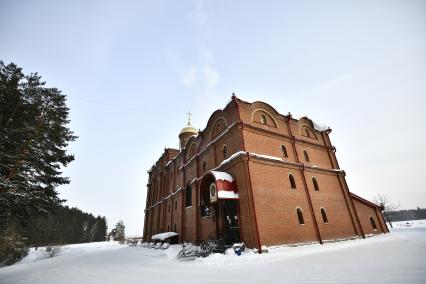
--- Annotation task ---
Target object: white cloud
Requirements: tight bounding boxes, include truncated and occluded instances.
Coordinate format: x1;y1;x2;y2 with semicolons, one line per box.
180;47;221;92
181;65;198;88
180;64;221;91
200;64;220;89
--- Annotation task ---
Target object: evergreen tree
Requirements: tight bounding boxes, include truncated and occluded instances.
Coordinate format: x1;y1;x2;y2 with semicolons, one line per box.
0;61;76;264
109;220;125;242
90;216;108;242
0;61;76;227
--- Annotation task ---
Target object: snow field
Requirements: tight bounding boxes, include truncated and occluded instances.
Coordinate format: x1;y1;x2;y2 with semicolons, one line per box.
0;220;425;283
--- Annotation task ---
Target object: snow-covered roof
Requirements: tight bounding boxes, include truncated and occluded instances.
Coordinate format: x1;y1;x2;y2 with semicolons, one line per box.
151;232;178;241
292;113;330;132
207;151;247;172
249;153;283;162
210;171;234;183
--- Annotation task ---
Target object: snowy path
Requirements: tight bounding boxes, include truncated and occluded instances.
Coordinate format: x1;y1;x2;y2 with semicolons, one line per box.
1;227;425;283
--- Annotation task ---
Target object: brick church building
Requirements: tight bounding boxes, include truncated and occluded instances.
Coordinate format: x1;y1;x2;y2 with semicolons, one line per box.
142;96;388;248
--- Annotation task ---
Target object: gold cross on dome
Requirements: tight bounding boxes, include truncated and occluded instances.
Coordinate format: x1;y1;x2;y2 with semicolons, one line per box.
186;111;192;125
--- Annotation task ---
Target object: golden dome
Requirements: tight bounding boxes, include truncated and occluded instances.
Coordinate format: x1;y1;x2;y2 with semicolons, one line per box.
179;124;198;136
179;112;198;136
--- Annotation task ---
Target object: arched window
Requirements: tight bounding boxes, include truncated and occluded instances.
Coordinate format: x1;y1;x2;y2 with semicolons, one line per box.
261;114;267;125
321;208;328;223
303;150;310;162
370;217;377;230
223;144;228;159
281;144;288;158
210;117;227;139
174;223;177;232
188;142;197;159
216;123;222;133
289;173;296;189
312;177;319;191
167;224;170;231
305;128;311;138
185;185;192;207
296;208;305;225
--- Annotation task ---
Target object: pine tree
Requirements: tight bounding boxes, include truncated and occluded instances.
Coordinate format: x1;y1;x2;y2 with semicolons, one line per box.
0;61;76;227
91;216;108;242
110;221;125;242
0;61;76;264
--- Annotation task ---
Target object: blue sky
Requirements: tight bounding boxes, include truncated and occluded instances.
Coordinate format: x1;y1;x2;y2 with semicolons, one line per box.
1;0;425;235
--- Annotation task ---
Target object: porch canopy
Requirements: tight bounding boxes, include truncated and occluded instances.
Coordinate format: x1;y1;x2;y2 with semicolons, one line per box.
210;171;239;199
151;232;178;241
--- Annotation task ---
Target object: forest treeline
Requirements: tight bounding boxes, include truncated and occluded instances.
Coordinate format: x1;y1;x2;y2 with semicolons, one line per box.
389;207;426;222
26;205;107;248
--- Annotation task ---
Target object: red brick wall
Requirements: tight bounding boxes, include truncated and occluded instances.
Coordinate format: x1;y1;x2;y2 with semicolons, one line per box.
248;159;318;246
306;170;358;240
143;97;385;247
352;198;386;235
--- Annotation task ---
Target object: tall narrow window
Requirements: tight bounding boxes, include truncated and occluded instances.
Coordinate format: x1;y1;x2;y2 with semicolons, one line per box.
185;185;192;207
167;224;170;231
370;217;377;230
321;208;328;223
202;161;206;171
216;123;221;133
168;204;171;212
312;177;319;191
305;128;311;138
174;223;177;232
223;144;228;159
289;173;296;189
296;208;305;225
261;114;267;125
303;150;310;162
281;144;288;158
175;200;178;210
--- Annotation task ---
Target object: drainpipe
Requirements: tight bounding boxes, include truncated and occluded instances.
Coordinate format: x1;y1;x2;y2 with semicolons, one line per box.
341;172;365;238
375;207;386;233
322;131;363;238
157;175;162;234
233;94;261;250
286;115;322;244
378;206;390;233
171;162;175;237
245;153;263;250
181;156;186;242
195;154;200;243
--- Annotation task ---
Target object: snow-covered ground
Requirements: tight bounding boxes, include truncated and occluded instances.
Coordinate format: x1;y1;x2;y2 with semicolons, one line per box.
1;220;425;284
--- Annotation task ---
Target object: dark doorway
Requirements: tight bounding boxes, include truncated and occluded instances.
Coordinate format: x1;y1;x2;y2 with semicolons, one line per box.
220;200;240;245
